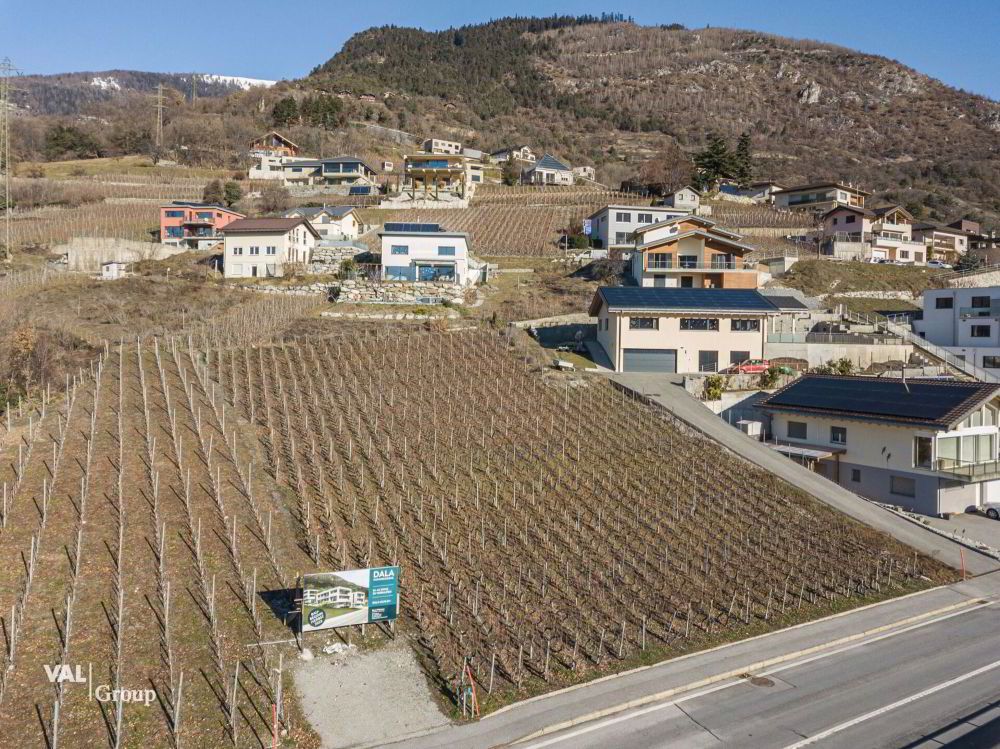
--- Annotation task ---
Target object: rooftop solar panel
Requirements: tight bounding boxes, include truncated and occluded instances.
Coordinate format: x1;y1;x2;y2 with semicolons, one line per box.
599;287;777;312
383;222;442;233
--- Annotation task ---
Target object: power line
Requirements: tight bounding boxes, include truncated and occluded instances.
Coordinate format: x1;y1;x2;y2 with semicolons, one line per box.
0;57;21;264
153;83;165;151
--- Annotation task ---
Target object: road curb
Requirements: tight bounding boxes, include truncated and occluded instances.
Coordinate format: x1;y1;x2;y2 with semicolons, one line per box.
510;598;984;745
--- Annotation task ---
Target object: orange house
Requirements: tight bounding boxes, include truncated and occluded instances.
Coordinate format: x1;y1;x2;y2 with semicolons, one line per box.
159;202;245;248
628;216;760;289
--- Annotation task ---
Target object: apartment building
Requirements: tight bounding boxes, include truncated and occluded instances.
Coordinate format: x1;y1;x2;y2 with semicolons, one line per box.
629;216;759;289
760;374;1000;516
586;205;690;253
912;223;971;264
422;138;463;155
773;182;871;213
284;206;362;240
221;217;319;278
523;154;574;186
159;201;245;249
378;222;484;286
820;204;926;264
589;287;779;373
302;586;367;608
912;286;1000;369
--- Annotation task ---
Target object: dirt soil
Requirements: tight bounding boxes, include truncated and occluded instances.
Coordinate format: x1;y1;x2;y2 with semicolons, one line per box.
293;640;449;748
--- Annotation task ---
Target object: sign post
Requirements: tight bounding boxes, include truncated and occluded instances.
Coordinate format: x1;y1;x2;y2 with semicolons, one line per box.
301;566;400;633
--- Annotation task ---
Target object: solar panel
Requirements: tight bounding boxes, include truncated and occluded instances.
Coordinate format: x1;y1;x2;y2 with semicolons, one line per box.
600;287;776;311
383;222;442;233
348;186;373;195
765;377;991;424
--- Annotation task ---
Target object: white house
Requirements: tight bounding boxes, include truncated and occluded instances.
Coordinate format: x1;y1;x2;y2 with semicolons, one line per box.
378;222;484;287
773;182;871;213
221;217;319;278
423;138;462;155
586;204;690;254
660;186;701;211
760;374;1000;516
589;286;779;373
249;155;314;181
100;261;131;280
284;206;362;241
912;222;971;264
572;165;596;181
490;145;535;163
912;287;1000;369
523;154;573;186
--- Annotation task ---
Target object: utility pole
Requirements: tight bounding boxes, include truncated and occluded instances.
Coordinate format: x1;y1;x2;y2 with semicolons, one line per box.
0;57;19;264
191;73;197;103
153;83;165;155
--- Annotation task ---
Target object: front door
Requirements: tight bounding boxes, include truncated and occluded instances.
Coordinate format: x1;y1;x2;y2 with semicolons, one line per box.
680;276;694;288
653;274;667;288
251;266;258;277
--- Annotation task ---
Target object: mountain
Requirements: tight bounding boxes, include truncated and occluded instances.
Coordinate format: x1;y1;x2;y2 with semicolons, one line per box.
12;70;277;115
305;17;1000;220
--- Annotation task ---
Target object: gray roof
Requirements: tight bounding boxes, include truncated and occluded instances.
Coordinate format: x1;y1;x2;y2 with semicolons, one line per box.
284;156;377;172
762;295;809;310
594;287;778;313
285;206;356;219
532;153;572;172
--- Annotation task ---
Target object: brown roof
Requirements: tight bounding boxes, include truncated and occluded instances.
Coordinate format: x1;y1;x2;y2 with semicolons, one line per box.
773;182;872;196
821;205;874;219
220;217;320;237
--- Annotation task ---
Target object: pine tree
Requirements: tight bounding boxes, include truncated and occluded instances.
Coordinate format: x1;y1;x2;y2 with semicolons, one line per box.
223;181;243;207
501;158;520;186
271;97;299;128
692;132;733;191
733;131;754;189
202;179;224;205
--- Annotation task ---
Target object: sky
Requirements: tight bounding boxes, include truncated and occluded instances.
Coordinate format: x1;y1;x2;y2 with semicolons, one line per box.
5;0;1000;100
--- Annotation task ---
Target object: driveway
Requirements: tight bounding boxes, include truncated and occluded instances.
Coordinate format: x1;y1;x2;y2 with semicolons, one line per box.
922;512;1000;555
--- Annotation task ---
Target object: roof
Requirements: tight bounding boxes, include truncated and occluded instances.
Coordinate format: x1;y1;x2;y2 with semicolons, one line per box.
639;228;756;254
763;295;809;310
773;182;872;197
759;374;1000;429
285;206;357;220
913;222;972;237
590;287;778;316
531;153;572;172
252;131;299;150
163;201;241;213
633;215;742;240
873;204;913;221
669;185;702;196
490;145;530;155
220;217;320;238
285;156;378;172
585;204;687;221
821;204;875;219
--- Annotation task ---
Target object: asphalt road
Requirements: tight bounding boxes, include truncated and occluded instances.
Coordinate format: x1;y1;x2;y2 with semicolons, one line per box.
518;602;1000;749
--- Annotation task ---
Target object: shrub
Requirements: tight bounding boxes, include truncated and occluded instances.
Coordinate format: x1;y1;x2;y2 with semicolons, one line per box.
703;374;725;401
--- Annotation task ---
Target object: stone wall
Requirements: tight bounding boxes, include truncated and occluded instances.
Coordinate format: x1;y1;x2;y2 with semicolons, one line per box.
948;270;1000;288
334;279;470;304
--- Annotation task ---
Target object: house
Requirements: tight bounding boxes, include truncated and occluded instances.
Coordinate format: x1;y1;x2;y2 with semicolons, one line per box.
249;131;300;158
279;156;379;188
422;138;462;155
912;222;971;264
572;165;596;181
523;154;573;186
462;147;484;162
586;204;691;254
378;222;484;286
629;216;760;289
589;287;779;373
660;186;701;211
911;287;1000;369
100;261;131;280
726;180;786;204
819;204;926;264
382;160;394;172
221;217;319;278
760;374;1000;516
403;153;469;199
490;145;535;163
283;206;362;241
773;182;871;213
159;202;245;249
249;154;314;181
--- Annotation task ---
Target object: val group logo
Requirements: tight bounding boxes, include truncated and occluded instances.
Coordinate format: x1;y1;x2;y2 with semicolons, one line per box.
43;664;157;706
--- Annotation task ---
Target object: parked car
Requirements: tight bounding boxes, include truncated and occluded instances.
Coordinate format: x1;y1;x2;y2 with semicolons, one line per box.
981;501;1000;521
927;260;953;270
723;359;772;374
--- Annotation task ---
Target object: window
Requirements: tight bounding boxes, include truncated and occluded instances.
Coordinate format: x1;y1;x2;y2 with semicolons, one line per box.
730;351;750;366
972;296;991;308
164;210;185;218
391;245;409;255
680;318;719;331
971;325;991;338
898;250;909;259
629;317;658;330
196;211;214;219
249;246;260;256
638;213;653;223
698;351;718;373
851;469;861;483
787;421;807;440
266;246;276;256
831;217;838;226
935;297;954;309
679;255;698;269
417;264;456;282
845;215;856;224
647;253;672;270
730;319;760;332
830;426;847;445
615;212;631;222
890;476;916;498
165;226;184;238
914;436;932;468
232;247;243;256
615;232;630;245
437;246;456;256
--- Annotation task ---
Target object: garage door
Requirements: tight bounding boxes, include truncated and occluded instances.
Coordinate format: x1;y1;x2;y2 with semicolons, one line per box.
623;348;677;373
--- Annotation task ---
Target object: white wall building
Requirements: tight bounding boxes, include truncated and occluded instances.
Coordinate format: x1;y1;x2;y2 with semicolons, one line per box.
586;204;690;253
572;165;596;181
912;286;1000;369
423;138;462;155
660;186;701;211
490;145;535;163
249;155;315;181
100;261;131;280
284;206;362;241
378;222;484;287
221;217;319;278
523;154;573;186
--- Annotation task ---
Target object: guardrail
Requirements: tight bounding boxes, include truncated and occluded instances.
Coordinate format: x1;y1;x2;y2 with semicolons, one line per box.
934;262;1000;281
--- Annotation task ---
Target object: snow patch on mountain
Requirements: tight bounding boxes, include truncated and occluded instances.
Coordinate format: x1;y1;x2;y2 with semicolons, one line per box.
198;74;277;90
90;76;121;91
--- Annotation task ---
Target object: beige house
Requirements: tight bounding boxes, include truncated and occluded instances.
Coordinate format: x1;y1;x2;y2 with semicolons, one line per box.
589;286;779;373
773;182;871;213
422;138;462;155
629;216;759;289
221;217;319;278
820;204;926;264
912;222;971;264
660;186;701;211
572;165;596;181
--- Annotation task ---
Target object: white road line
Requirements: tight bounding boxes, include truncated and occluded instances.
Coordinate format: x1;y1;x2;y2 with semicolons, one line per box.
519;601;994;749
781;657;1000;748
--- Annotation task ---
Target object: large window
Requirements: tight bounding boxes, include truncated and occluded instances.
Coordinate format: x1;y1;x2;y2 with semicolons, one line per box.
629;317;658;330
971;325;991;338
935;297;954;309
787;421;807;440
680;318;719;331
679;255;698;269
730;319;760;332
615;212;631;222
164;210;185;218
437;246;456;256
890;476;916;497
637;213;653;224
417;264;456;282
698;351;718;373
647;253;672;270
972;296;991;308
830;426;847;445
615;232;630;245
913;436;933;468
165;226;184;238
391;245;409;255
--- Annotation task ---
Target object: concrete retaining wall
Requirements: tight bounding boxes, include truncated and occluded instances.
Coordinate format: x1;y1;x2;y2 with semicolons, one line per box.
948;270;1000;288
764;341;913;368
56;237;187;272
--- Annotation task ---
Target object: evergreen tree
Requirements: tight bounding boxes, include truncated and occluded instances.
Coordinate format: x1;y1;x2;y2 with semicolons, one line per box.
202;179;225;205
271;97;299;128
733;130;754;189
692;132;733;191
223;181;243;207
501;157;520;186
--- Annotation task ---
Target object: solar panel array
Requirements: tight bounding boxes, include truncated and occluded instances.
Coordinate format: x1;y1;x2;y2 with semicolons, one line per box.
764;376;993;424
383;222;442;233
600;287;778;311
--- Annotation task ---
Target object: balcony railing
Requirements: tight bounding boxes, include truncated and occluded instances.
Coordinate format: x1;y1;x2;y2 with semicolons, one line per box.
959;304;1000;318
934;457;1000;482
646;261;750;271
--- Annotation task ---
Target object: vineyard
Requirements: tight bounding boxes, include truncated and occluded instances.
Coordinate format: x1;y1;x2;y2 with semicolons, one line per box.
706;200;817;229
471;185;650;208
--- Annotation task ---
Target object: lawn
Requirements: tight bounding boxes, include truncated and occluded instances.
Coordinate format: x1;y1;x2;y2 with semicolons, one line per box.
779;259;939;297
16;155;231;180
827;296;921;315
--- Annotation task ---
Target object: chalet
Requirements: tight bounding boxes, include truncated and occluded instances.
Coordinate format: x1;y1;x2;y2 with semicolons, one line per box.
773;182;871;213
660;186;701;211
820;204;926;264
629;216;759;289
159;201;244;249
283;206;362;241
221;217;319;278
523;154;573;186
248;131;300;158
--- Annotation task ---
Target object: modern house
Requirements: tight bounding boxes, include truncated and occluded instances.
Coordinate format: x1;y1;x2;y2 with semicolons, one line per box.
586;205;691;254
659;186;701;212
523;154;574;186
248;131;300;158
490;145;535;163
378;222;485;286
773;182;871;213
402;153;470;199
249;154;314;181
159;201;244;249
629;216;760;289
279;156;379;188
572;165;596;181
462;147;485;162
760;374;1000;516
819;204;926;264
221;217;319;278
589;287;779;373
912;287;1000;369
912;223;971;264
422;138;462;155
283;206;362;241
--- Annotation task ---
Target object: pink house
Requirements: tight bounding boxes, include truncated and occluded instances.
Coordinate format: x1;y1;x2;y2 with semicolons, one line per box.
159;202;245;248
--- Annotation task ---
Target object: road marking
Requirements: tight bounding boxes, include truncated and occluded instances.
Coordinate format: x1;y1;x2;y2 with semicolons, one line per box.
517;600;993;749
781;657;1000;748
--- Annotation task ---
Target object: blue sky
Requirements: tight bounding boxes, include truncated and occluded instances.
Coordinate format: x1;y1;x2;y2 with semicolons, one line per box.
7;0;1000;100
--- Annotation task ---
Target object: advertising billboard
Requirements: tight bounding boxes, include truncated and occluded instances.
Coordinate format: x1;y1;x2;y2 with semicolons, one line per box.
301;566;400;633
